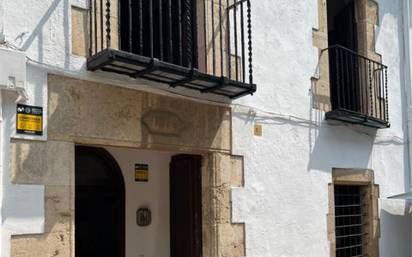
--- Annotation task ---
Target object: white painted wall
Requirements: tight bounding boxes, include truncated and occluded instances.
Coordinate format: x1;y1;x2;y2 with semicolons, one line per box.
0;90;44;257
106;147;173;257
0;0;4;42
231;0;412;256
0;53;49;256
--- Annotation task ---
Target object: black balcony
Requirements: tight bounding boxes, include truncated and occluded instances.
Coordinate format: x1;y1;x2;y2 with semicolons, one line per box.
87;0;256;99
325;45;389;128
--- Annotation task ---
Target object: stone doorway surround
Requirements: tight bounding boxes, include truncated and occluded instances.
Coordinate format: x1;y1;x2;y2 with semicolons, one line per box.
327;168;380;257
9;75;245;257
312;0;382;111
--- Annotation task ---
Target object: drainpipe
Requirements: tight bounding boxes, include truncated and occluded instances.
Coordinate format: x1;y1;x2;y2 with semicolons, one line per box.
0;90;3;256
0;0;3;254
404;3;412;254
402;0;412;194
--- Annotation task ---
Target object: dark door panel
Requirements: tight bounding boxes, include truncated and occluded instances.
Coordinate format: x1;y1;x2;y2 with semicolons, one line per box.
75;146;125;257
329;1;361;112
170;155;202;257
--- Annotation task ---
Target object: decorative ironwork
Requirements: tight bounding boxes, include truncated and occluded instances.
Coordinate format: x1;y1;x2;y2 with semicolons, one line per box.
324;45;389;128
105;0;111;48
247;0;253;84
87;0;255;99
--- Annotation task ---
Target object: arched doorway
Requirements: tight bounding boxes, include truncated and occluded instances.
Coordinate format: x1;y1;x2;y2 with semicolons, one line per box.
75;146;125;257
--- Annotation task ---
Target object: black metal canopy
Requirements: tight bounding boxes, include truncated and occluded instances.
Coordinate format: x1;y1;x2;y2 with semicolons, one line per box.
87;48;256;99
326;108;390;129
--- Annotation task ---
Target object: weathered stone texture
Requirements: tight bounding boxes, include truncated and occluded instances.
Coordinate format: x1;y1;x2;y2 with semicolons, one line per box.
44;186;74;234
71;0;119;57
10;140;74;186
312;0;331;112
11;231;72;257
202;153;245;256
332;168;374;185
11;74;242;257
11;185;74;257
71;7;89;57
217;223;245;257
48;75;231;152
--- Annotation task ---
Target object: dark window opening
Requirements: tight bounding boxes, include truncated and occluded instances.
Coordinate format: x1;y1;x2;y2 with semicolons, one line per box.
327;0;360;113
327;0;357;51
325;0;389;127
334;185;364;257
119;0;197;68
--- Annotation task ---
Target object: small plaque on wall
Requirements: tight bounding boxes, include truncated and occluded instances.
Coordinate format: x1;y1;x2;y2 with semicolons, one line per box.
135;164;149;182
136;208;151;226
254;123;262;137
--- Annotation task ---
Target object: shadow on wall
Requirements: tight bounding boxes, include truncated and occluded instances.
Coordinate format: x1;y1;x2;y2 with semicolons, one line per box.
308;73;376;172
379;208;412;257
307;46;376;173
308;0;411;177
15;0;70;68
307;119;376;172
375;0;410;192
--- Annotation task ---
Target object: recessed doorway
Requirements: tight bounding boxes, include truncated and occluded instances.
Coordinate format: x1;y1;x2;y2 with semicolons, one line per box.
75;146;125;257
75;146;202;257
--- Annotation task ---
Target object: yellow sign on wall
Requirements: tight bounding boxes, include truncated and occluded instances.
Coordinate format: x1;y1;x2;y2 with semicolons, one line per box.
254;123;263;137
16;104;43;136
135;164;149;182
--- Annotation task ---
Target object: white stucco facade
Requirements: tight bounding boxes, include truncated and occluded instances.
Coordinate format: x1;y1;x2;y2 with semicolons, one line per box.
0;0;410;257
231;0;412;256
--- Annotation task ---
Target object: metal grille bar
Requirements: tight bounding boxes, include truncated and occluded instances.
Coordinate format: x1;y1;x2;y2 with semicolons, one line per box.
334;185;365;257
88;0;256;98
325;45;389;127
89;0;253;84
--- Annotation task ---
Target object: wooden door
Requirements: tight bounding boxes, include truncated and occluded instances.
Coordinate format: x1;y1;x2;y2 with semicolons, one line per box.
170;155;202;257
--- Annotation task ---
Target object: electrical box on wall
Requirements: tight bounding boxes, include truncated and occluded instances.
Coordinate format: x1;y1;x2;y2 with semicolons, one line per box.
0;48;26;90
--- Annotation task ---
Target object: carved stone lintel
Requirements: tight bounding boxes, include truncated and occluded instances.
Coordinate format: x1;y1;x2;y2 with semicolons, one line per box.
142;110;185;136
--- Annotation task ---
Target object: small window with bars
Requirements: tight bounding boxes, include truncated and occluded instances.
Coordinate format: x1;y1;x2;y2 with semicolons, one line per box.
334;185;365;257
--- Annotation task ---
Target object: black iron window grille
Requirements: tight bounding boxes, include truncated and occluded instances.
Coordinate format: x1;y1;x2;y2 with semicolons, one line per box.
334;185;366;257
325;45;389;128
87;0;256;99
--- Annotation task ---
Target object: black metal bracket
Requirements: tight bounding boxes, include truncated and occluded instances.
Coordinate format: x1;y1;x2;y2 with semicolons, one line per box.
325;109;390;129
170;69;199;88
201;76;229;93
134;59;159;77
87;49;256;99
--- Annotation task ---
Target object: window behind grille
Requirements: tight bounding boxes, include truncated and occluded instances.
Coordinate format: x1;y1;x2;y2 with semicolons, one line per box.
119;0;198;68
334;185;364;257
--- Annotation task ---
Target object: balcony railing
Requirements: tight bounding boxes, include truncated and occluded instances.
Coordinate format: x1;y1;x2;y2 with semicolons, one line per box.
325;45;389;128
87;0;256;99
